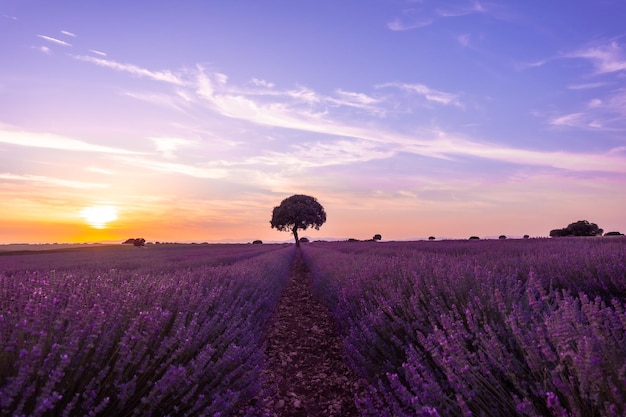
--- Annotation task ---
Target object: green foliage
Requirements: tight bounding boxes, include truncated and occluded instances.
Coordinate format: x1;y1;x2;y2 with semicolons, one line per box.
270;194;326;246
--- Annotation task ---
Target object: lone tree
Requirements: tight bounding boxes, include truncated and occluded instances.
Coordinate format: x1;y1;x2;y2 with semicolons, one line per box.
550;220;603;237
270;194;326;247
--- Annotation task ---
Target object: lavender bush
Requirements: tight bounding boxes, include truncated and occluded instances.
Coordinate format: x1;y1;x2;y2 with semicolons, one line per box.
0;244;294;416
302;238;626;417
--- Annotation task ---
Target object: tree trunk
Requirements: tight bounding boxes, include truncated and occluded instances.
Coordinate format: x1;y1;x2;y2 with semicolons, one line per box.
292;226;300;247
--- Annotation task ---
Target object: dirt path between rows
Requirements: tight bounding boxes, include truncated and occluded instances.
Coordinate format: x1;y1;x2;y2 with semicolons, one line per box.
251;249;366;416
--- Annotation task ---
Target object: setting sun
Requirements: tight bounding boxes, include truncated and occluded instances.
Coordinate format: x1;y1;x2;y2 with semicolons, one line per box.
79;205;118;229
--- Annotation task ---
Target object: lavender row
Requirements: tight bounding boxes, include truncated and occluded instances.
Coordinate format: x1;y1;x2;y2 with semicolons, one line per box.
0;243;290;276
302;238;626;417
0;245;294;417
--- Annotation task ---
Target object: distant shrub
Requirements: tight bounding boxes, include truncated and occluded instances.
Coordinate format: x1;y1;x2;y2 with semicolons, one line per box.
604;231;624;237
122;238;146;246
373;234;382;241
252;240;263;244
550;220;603;237
428;236;436;241
133;238;146;247
299;237;309;243
523;235;530;239
347;238;359;242
499;235;507;240
469;236;480;240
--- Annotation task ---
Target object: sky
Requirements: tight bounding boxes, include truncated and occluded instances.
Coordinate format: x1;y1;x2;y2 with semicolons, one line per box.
1;0;625;244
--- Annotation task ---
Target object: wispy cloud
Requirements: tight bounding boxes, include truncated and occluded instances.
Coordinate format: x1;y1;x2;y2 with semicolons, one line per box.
514;58;552;71
37;35;72;47
328;89;384;114
568;82;606;90
85;166;115;175
549;113;585;128
114;156;229;178
73;55;186;85
378;82;462;107
73;54;626;175
241;139;394;169
251;78;275;88
0;125;140;154
436;1;487;17
387;16;432;31
61;30;76;37
548;88;626;131
566;40;626;74
388;1;496;31
35;46;51;55
149;136;197;158
457;33;471;47
0;173;107;189
89;49;107;57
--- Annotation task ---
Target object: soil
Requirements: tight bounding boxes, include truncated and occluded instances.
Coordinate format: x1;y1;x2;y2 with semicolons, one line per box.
241;249;367;416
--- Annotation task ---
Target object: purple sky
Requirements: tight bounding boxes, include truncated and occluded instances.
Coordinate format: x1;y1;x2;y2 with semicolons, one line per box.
1;1;625;243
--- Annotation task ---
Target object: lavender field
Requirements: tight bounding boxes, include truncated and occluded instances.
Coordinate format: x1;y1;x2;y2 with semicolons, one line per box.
1;238;625;416
302;238;626;417
0;244;294;416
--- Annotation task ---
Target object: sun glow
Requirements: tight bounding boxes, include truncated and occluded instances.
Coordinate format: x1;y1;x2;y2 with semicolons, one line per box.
79;205;118;229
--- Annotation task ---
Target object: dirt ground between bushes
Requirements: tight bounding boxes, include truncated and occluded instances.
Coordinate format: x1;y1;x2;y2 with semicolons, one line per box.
242;249;367;416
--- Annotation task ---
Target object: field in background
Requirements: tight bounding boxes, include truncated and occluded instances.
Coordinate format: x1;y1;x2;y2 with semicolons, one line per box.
1;238;625;416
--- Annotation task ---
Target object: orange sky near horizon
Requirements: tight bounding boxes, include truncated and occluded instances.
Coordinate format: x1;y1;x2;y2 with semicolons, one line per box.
2;187;623;244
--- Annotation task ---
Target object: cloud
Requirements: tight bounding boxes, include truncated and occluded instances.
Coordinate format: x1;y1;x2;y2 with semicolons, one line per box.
73;55;186;86
61;30;76;37
72;54;626;175
149;136;197;158
514;58;551;70
251;78;275;88
464;144;626;173
387;7;433;31
89;49;107;57
114;156;229;178
328;89;383;114
37;35;71;47
566;40;626;74
378;82;462;107
241;139;394;169
85;166;115;175
0;125;140;154
548;88;626;131
457;33;471;47
436;1;487;17
35;46;51;55
568;82;606;90
334;89;379;105
387;17;433;31
0;173;107;189
388;1;504;32
549;113;585;128
122;90;188;112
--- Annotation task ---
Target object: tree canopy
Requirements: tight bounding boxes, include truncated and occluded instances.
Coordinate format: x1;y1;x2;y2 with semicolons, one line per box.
549;220;603;237
270;194;326;247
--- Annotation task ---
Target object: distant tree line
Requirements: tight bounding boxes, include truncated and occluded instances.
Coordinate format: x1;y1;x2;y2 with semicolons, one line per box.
122;238;146;247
